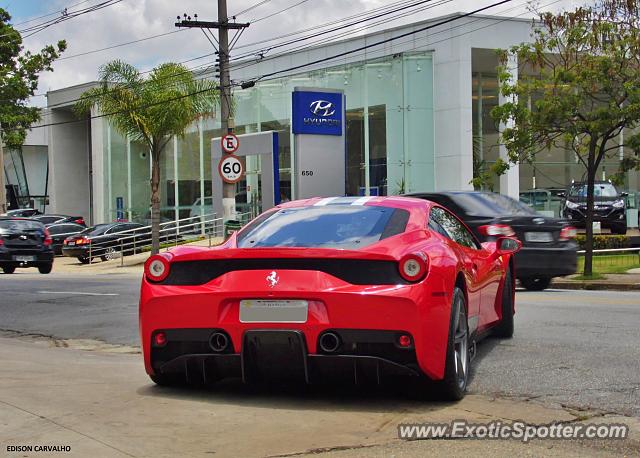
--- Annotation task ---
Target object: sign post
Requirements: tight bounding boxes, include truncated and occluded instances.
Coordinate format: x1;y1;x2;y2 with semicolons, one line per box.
292;87;346;199
211;131;280;221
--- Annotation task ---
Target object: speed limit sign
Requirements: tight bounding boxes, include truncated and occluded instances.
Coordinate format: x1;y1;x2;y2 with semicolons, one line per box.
221;134;239;154
218;154;244;183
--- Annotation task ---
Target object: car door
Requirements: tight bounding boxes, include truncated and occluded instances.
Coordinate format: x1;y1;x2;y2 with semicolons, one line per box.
430;207;487;333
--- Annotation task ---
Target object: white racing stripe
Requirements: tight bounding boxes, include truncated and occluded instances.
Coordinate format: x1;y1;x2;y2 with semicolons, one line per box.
38;291;119;296
350;196;374;206
313;197;340;206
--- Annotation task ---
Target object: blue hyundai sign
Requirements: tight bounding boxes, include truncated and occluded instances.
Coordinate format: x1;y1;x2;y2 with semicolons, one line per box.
292;90;343;136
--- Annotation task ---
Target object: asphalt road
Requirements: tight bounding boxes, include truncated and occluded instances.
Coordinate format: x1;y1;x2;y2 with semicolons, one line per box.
0;272;638;417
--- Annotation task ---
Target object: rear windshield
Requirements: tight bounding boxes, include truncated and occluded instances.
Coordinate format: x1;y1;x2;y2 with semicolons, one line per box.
569;183;618;198
453;193;537;216
0;219;43;231
237;205;409;249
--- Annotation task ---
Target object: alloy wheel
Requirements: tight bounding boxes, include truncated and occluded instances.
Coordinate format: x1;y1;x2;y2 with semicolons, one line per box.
453;294;469;390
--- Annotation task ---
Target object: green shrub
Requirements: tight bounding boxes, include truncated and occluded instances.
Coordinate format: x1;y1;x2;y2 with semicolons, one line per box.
575;234;631;250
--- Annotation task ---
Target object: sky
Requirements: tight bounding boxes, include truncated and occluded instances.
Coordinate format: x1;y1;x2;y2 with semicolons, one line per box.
4;0;584;107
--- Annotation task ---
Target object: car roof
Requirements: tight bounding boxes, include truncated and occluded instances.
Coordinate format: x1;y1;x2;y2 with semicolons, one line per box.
276;196;433;211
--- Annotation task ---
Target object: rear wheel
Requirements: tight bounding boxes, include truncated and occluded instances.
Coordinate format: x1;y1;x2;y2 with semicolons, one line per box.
77;256;90;264
2;266;16;274
101;247;121;262
520;276;551;291
494;267;514;338
436;286;469;401
38;264;53;274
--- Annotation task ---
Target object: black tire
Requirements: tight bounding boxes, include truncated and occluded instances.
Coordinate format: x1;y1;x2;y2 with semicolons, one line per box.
150;373;185;387
520;276;551;291
38;264;53;274
493;267;514;338
436;286;470;401
2;266;16;274
77;257;90;264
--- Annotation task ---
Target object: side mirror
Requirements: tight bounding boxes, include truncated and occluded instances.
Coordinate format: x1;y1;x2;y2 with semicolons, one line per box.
557;192;566;198
495;237;521;256
620;192;629;197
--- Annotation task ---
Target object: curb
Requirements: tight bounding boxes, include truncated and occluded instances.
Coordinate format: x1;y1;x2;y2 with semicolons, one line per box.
551;281;640;291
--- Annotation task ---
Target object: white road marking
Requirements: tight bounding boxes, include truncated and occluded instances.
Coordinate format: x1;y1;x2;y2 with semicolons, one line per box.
37;291;119;296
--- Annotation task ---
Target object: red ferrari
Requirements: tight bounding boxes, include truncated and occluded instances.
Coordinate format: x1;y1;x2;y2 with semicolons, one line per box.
140;196;520;400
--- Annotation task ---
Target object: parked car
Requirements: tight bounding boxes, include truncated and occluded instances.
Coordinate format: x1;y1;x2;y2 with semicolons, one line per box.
0;217;54;274
2;208;42;218
62;222;147;263
140;196;521;400
560;181;628;234
46;222;87;255
406;191;578;291
31;214;86;226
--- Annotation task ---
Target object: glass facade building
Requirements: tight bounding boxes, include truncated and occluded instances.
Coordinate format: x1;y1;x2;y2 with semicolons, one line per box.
101;53;435;223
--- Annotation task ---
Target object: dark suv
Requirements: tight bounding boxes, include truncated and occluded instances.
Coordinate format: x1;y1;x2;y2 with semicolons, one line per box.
561;181;627;234
0;217;54;274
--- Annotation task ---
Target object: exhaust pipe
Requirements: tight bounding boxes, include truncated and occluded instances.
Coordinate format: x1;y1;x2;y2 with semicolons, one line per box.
209;332;229;353
319;332;341;353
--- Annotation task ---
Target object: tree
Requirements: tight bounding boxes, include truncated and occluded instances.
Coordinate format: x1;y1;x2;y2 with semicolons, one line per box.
492;0;640;276
76;61;218;254
0;8;66;213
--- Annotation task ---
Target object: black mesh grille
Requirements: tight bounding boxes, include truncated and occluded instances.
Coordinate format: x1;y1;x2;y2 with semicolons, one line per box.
158;258;408;286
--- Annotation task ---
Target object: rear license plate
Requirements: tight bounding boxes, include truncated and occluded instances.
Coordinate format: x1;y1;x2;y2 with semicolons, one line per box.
68;241;76;246
13;255;36;262
239;300;308;323
524;232;553;243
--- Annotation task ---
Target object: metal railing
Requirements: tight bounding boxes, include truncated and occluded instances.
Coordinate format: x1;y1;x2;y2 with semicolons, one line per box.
84;213;224;266
577;247;640;270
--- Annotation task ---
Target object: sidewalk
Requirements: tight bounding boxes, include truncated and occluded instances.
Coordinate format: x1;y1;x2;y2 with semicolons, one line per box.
1;336;638;458
552;273;640;291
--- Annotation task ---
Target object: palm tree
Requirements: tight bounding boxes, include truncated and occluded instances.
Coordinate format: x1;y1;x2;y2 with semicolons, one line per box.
76;60;218;254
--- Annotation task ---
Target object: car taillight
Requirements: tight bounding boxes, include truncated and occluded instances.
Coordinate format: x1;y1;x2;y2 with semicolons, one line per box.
478;224;515;237
398;253;428;282
145;254;171;282
44;228;52;246
75;218;85;225
0;238;3;246
559;226;577;241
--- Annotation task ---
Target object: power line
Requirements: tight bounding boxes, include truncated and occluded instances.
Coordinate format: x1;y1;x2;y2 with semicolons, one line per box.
231;0;274;18
230;0;453;70
17;0;515;131
15;0;124;39
57;29;187;61
250;0;312;23
247;0;514;83
11;0;94;26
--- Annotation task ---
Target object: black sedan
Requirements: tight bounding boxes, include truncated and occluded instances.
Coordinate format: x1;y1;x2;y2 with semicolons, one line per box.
0;217;54;274
31;214;86;227
62;222;149;263
46;222;87;255
407;191;578;291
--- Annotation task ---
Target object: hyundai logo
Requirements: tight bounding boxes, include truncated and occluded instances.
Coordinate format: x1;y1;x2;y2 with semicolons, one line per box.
309;100;335;117
533;218;545;225
19;235;27;240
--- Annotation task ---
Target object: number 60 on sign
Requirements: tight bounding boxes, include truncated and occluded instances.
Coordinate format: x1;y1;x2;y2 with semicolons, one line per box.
218;155;244;184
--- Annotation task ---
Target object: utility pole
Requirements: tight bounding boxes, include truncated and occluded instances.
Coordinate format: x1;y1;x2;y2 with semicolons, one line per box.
0;123;6;214
175;3;249;220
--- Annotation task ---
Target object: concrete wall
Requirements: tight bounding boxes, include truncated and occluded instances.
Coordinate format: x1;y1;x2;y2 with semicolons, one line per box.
48;109;91;219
